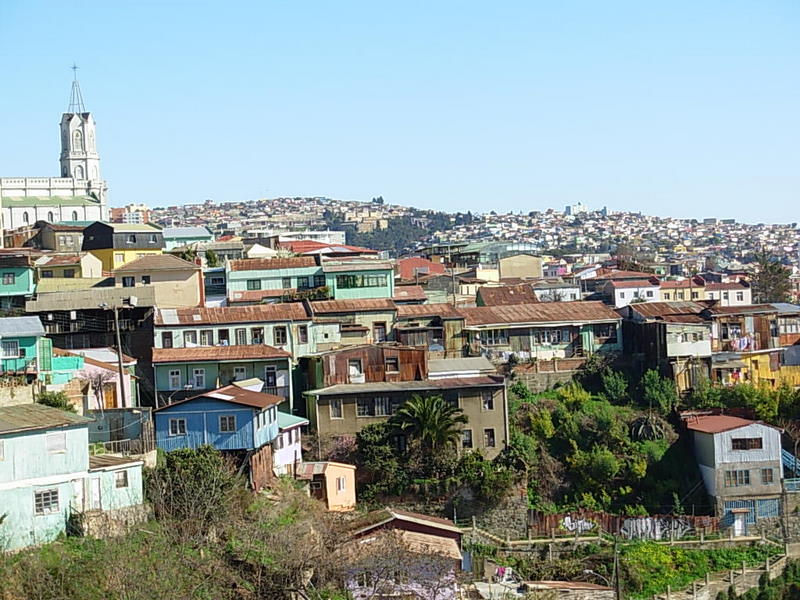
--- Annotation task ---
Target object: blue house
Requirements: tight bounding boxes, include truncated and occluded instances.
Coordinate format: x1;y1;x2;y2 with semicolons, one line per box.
0;404;145;551
154;383;283;489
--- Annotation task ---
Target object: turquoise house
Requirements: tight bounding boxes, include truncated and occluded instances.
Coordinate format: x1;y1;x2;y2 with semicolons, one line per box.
0;254;35;309
162;226;214;251
323;260;395;300
0;316;84;384
0;404;144;551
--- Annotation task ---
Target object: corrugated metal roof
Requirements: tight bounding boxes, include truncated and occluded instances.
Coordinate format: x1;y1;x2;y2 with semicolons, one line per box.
229;256;317;272
704;304;777;315
307;375;503;396
162;226;213;238
684;414;771;434
89;455;143;471
428;357;496;374
0;316;45;338
309;298;396;314
154;303;310;326
36;254;84;267
460;301;620;327
0;403;91;435
277;412;309;429
227;289;289;304
155;384;283;411
322;261;393;273
113;254;199;272
396;303;463;319
152;344;290;363
477;284;540;306
392;285;427;302
625;301;706;319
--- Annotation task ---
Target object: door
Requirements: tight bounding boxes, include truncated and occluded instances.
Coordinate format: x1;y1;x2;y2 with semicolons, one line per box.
103;384;116;409
733;512;746;537
89;477;101;510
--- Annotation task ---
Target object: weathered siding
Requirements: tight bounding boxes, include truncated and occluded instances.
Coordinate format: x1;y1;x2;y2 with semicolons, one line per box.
155;398;256;452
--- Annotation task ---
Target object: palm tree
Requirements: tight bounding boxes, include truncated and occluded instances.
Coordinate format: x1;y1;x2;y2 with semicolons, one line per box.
389;394;468;451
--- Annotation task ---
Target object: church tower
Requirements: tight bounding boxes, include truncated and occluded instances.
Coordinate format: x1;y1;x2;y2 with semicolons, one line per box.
59;67;102;185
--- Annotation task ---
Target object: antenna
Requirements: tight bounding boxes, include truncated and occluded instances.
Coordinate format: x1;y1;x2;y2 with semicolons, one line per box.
68;63;86;113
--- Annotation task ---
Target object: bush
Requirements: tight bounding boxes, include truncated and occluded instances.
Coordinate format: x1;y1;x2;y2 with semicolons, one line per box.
36;390;76;413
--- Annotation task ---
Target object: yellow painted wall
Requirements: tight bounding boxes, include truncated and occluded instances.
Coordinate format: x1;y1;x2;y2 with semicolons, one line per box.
89;249;163;272
743;354;800;388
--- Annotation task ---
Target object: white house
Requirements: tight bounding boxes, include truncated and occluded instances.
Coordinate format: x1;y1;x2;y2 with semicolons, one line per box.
605;279;661;308
273;413;308;476
705;282;753;307
685;414;783;531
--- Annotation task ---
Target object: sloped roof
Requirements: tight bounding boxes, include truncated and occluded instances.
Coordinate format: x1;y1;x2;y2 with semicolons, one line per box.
229;256;317;272
278;412;309;430
589;269;658;280
113;254;199;272
0;403;91;435
607;279;659;289
227;289;290;304
392;285;427;302
684;414;778;434
151;344;290;363
624;301;707;322
347;507;460;536
36;254;84;267
460;301;620;327
0;316;45;338
308;376;503;396
396;303;463;319
155;384;284;411
1;196;101;207
162;226;212;238
309;298;396;314
155;303;309;326
703;304;778;316
477;284;539;306
280;240;378;255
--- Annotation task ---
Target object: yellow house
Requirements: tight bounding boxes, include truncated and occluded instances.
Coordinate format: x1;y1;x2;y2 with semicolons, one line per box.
741;350;800;388
81;222;165;272
296;461;356;511
34;253;103;279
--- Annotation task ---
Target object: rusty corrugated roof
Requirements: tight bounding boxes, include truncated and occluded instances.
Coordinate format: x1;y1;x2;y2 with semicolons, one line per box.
152;344;290;363
309;298;396;314
684;414;771;434
625;301;707;319
396;303;463;319
227;289;290;304
229;256;317;272
460;301;620;327
155;303;310;325
392;285;427;302
155;384;284;411
477;284;539;306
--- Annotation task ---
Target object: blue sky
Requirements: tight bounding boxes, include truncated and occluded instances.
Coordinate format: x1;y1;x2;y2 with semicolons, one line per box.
1;1;798;222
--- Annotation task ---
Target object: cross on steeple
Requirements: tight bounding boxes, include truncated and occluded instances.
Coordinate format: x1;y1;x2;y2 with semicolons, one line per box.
68;63;86;113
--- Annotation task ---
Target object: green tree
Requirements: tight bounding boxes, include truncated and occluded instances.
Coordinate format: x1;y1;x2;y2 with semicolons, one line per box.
389;394;468;451
640;369;678;415
205;248;219;267
751;251;791;303
601;368;629;404
36;390;76;413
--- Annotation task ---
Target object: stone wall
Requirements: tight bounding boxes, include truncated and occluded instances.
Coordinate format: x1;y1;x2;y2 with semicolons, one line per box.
454;482;530;540
81;504;150;539
0;381;35;407
511;371;576;393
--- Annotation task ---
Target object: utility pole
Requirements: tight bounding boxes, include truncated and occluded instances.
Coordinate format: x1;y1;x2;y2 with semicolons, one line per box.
100;302;128;408
613;537;623;600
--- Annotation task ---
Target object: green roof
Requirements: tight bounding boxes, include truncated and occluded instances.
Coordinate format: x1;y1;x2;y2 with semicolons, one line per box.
1;196;101;207
35;277;113;294
55;220;95;227
277;412;309;429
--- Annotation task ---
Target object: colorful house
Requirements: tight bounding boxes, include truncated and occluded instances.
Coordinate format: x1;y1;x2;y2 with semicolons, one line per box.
34;253;103;279
0;316;80;384
81;222;165;271
273;412;308;477
0;404;144;551
0;251;36;309
161;226;214;251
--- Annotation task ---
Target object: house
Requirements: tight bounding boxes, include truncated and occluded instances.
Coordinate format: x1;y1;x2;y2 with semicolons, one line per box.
603;278;661;308
0;403;145;551
309;298;397;346
112;254;203;308
322;259;395;300
342;508;462;599
35;253;103;279
476;284;539;307
296;461;356;511
459;301;623;362
54;348;138;410
392;284;427;305
153;384;282;490
81;222;165;271
0;250;37;309
0;316;83;387
278;239;378;259
396;256;445;281
303;347;508;459
618;301;712;394
704;281;752;306
684;414;782;531
161;226;214;251
530;279;582;303
226;256;326;301
394;303;465;357
273;412;308;477
26;221;86;252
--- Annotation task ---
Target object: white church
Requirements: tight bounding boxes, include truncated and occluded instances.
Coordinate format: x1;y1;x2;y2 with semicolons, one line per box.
0;73;108;234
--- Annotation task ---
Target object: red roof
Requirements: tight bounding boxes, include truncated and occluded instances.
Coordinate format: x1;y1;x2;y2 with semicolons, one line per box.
309;298;396;314
155;384;283;411
229;256;317;271
155;303;309;325
396;257;446;280
460;301;620;326
396;303;463;319
392;285;427;302
591;269;658;280
279;240;377;255
477;284;540;306
227;289;290;304
706;281;750;291
152;345;290;363
684;414;767;434
608;278;660;289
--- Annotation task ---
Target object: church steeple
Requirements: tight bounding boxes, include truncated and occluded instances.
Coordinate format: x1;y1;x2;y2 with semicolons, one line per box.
60;64;101;183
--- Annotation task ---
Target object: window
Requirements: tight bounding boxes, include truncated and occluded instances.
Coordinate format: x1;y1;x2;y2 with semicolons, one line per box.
34;489;59;515
22;212;29;224
646;290;654;298
723;292;730;300
162;332;173;348
336;476;346;493
210;276;225;286
169;418;187;436
168;370;181;390
115;470;129;488
336;274;387;289
374;397;391;417
46;432;66;453
313;274;326;288
71;210;78;221
736;292;744;302
192;368;205;389
273;326;287;346
357;397;372;417
762;468;774;485
330;398;343;419
233;366;246;381
348;359;363;377
141;275;151;284
264;365;277;386
721;323;742;340
594;323;618;342
482;329;508;346
47;211;54;222
297;276;310;289
218;329;230;345
2;273;15;285
663;292;671;300
236;328;247;345
462;429;473;449
200;330;213;345
122;276;135;288
483;428;496;448
309;480;323;490
41;270;53;278
246;279;261;291
219;415;236;432
724;470;750;487
1;340;20;358
482;390;495;411
732;438;763;450
619;292;625;299
251;327;264;344
184;331;197;346
385;356;400;372
149;234;158;243
298;325;308;344
114;253;124;264
373;322;387;342
64;268;76;278
282;277;292;289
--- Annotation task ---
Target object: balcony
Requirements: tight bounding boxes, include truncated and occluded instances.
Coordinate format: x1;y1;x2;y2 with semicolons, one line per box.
263;385;290;399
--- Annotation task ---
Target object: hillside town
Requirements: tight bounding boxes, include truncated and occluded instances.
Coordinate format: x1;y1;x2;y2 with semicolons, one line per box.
2;80;800;600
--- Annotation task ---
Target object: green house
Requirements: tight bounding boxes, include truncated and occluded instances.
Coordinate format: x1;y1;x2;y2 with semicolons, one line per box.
323;260;395;300
0;316;82;384
0;253;36;309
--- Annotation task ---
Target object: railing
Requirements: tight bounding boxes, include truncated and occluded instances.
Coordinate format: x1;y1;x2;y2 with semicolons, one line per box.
785;478;800;492
0;357;36;373
263;385;290;399
89;436;155;457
